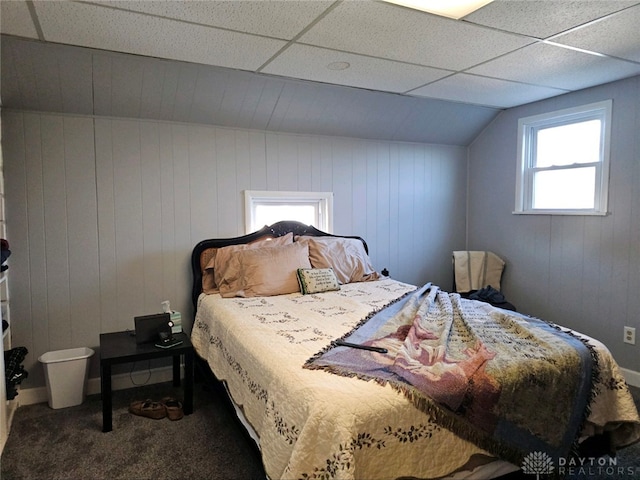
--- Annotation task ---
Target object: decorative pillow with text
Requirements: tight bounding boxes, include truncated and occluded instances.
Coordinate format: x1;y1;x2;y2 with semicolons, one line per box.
296;268;340;295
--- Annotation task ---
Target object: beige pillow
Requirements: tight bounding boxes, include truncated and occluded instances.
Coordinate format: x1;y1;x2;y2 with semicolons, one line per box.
297;268;340;294
295;236;380;284
211;233;293;294
201;247;219;294
221;242;311;298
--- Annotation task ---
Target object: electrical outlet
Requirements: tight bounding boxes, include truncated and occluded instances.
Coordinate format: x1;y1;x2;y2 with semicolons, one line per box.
624;326;636;345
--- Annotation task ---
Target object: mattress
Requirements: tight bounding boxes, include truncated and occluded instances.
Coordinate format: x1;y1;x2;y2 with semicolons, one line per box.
191;278;640;480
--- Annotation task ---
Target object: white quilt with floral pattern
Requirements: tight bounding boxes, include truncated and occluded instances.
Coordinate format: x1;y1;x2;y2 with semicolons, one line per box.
191;278;640;480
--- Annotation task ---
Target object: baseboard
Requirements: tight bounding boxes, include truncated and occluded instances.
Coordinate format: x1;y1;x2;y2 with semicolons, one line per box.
621;368;640;388
15;365;176;406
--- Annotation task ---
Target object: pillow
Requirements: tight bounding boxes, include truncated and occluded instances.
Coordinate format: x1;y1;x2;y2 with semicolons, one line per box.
210;233;293;294
295;236;380;284
296;268;340;295
201;248;219;294
220;242;311;298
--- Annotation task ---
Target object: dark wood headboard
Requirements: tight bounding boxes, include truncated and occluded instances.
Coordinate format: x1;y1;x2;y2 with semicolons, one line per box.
191;221;368;309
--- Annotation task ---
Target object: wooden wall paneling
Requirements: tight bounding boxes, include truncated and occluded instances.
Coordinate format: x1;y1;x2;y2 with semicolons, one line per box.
63;116;99;348
308;137;329;194
396;143;416;284
556;216;586;330
229;129;253;236
519;216;551;319
350;140;368;240
2;113;38;380
216;72;260;129
412;145;428;284
189;67;230;127
58;47;94;115
22;114;46;371
110;120;145;324
467;76;640;372
388;143;401;281
276;133;302;191
580;216;607;342
374;143;391;274
236;76;283;132
168;124;193;319
321;137;336;195
306;136;322;193
139;60;168;120
295;136;313;193
216;72;252;128
331;138;353;236
608;94;636;346
94;119;118;332
30;45;64;113
597;159;627;350
172;64;199;123
158;123;177;315
215;128;241;236
40;115;71;350
266;82;340;137
451;146;469;244
3;112;472;389
92;55;113;118
629;78;640;337
158;64;180;122
263;82;295;134
0;39;27;110
416;143;443;286
109;55;144;119
263;133;280;193
363;142;380;266
248;131;268;193
187;125;218;243
139;122;164;313
593;216;616;342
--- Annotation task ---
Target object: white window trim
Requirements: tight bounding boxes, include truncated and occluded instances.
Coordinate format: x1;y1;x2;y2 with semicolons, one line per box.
244;190;333;233
514;100;612;216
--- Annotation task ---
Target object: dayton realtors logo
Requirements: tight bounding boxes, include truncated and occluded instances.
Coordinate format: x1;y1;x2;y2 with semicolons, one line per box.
522;451;640;478
522;451;554;479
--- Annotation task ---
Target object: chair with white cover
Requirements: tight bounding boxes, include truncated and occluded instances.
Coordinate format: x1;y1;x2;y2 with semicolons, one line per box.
452;251;505;294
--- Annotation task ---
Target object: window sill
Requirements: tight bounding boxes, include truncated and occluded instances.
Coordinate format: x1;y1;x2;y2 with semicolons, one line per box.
512;210;609;216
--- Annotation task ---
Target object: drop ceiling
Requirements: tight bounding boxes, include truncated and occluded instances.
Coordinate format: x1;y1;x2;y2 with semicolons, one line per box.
2;0;640;145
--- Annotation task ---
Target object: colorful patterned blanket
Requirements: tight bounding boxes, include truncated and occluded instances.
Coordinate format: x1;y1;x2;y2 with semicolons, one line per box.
305;283;597;465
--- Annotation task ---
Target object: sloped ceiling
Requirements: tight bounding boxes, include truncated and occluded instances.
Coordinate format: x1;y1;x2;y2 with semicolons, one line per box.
2;0;640;146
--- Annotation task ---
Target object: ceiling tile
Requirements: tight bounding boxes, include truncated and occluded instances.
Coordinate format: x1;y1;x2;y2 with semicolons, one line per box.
0;0;39;38
299;1;533;71
90;0;335;39
32;1;287;70
464;0;639;39
262;44;451;93
469;42;640;90
410;73;568;108
551;4;640;62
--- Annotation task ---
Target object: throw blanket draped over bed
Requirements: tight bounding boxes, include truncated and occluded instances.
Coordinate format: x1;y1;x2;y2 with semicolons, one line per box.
305;283;597;465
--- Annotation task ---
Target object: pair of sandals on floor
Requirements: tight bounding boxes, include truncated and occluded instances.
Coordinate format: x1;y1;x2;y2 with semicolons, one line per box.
129;397;183;421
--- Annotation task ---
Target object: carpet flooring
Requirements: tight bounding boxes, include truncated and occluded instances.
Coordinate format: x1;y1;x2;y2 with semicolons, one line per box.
2;382;639;479
1;380;266;480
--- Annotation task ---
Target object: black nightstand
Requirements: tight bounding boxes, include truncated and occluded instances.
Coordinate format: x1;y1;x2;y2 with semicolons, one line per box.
99;331;194;432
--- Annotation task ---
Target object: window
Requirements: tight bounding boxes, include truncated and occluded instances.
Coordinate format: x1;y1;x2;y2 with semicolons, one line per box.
244;191;333;233
515;100;612;215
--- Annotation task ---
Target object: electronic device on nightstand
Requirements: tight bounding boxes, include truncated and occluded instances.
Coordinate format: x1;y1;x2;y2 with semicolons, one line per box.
133;313;172;344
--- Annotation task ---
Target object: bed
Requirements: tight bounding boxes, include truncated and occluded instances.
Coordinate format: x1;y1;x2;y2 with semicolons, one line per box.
190;221;640;480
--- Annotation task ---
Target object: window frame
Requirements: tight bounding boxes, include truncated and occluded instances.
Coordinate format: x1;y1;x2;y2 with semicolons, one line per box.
244;190;333;233
514;100;612;216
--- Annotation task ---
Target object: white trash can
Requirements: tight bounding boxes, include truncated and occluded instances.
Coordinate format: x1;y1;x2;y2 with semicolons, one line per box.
38;347;94;409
